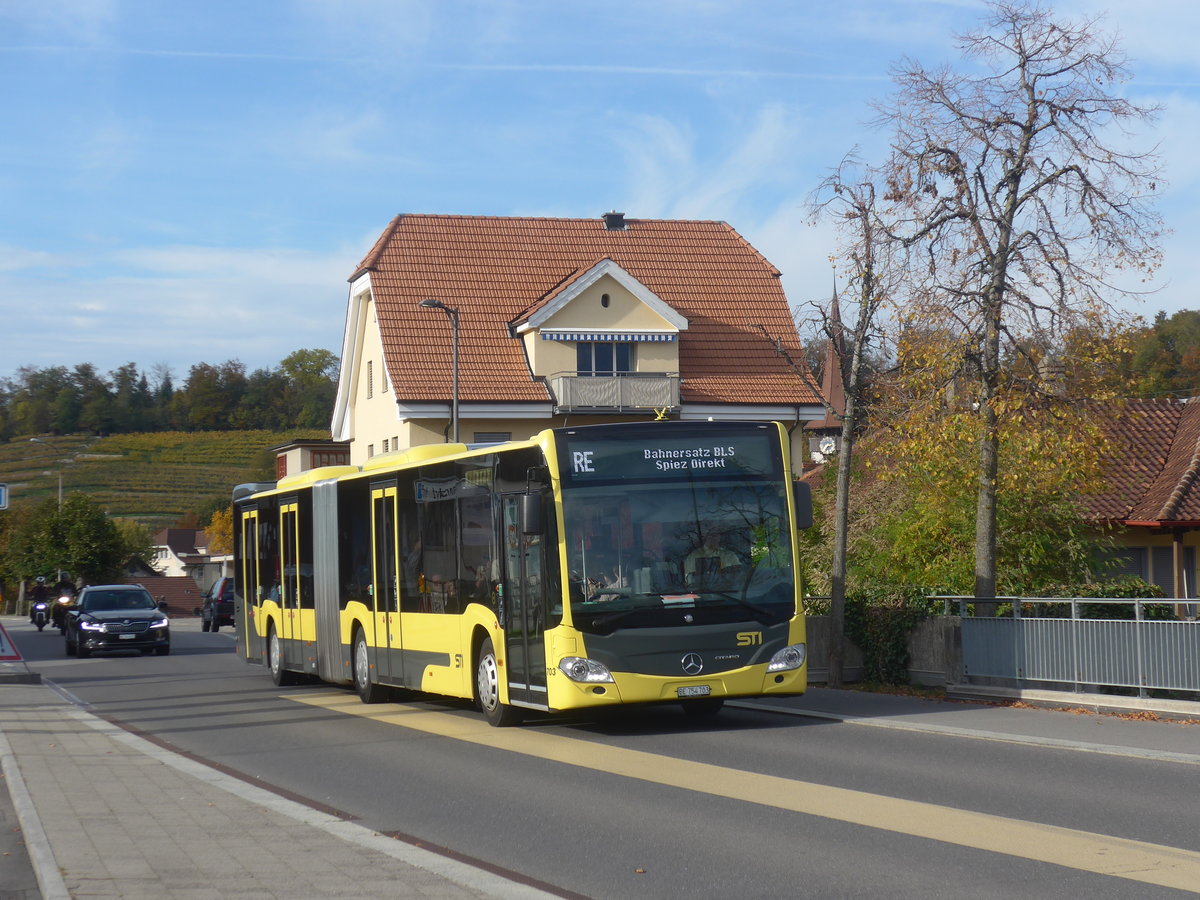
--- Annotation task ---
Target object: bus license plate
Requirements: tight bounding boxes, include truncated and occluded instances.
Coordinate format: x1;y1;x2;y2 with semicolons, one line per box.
677;685;711;698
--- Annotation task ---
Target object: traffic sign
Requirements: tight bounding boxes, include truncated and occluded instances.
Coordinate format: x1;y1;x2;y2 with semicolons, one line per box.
0;483;7;509
0;621;22;661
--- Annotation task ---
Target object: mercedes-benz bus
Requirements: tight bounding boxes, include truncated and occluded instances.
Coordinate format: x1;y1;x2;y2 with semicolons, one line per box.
233;419;812;726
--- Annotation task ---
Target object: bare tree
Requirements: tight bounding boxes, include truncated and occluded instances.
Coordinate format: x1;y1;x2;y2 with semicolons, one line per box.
807;156;901;686
874;0;1164;604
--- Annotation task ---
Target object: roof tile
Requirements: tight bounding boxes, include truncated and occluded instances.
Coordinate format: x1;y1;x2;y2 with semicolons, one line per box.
358;214;818;406
1089;398;1200;525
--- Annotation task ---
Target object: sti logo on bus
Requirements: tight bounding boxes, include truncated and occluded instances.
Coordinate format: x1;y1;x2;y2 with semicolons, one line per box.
572;451;595;473
737;631;763;646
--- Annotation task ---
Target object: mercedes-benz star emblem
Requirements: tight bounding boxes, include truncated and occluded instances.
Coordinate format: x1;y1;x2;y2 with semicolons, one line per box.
681;653;704;675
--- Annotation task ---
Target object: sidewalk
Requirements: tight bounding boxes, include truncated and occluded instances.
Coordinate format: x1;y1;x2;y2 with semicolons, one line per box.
2;635;1198;900
0;641;560;899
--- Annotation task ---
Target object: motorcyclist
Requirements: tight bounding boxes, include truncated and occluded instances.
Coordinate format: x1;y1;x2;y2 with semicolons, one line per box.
50;574;77;631
29;576;49;624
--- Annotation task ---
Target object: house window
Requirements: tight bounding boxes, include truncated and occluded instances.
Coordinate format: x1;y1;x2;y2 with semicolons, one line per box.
367;361;374;399
382;438;389;453
577;341;634;375
1099;547;1146;581
474;432;511;443
367;444;375;458
1151;546;1196;598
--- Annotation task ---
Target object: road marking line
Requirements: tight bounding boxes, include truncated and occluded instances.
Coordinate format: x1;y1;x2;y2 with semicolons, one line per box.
292;691;1200;892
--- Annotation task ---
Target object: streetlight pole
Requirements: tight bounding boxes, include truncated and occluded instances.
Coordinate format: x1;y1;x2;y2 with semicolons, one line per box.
29;437;62;507
418;298;461;443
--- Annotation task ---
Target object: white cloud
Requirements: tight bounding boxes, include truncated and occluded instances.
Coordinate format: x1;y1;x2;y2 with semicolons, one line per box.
0;244;61;272
0;244;357;377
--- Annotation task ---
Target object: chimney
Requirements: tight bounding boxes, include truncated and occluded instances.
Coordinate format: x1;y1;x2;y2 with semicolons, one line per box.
602;211;626;230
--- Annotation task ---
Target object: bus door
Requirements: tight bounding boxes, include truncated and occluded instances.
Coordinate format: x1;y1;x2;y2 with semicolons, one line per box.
239;509;263;663
279;500;308;666
371;485;403;683
500;495;547;708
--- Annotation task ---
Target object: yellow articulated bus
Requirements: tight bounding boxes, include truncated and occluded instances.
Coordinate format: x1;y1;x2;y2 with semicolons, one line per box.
233;420;812;726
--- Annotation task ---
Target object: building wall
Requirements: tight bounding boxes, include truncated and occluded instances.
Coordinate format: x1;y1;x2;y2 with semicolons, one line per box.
346;275;811;476
523;274;680;377
350;292;401;465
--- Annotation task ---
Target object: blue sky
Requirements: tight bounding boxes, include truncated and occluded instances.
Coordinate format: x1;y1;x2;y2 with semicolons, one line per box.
3;0;1199;381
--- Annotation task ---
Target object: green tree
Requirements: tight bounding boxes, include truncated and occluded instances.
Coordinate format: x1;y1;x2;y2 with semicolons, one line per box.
280;348;338;428
172;361;247;430
1;494;129;586
1122;311;1200;397
73;363;114;434
113;518;154;568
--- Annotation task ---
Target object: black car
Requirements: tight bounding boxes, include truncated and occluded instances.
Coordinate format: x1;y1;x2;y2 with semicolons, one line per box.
201;577;235;632
65;585;170;658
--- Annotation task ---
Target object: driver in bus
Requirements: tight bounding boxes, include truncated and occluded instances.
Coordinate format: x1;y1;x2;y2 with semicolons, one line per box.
685;529;739;583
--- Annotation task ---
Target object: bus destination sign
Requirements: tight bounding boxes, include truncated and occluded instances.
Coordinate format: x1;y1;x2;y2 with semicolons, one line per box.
561;432;777;483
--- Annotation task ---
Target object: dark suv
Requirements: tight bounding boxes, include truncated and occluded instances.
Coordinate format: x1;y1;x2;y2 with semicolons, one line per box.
201;577;235;632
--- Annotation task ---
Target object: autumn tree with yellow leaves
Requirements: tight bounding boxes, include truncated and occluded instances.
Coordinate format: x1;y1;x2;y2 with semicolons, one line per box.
865;1;1164;603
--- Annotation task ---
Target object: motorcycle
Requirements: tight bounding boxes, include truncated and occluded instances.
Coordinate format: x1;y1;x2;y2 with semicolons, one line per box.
52;592;76;634
31;600;49;631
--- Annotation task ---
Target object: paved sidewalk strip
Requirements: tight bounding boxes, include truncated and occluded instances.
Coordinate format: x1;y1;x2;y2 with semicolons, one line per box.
0;685;556;900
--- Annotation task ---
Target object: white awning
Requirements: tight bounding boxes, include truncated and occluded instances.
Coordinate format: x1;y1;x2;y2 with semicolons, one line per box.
540;332;676;342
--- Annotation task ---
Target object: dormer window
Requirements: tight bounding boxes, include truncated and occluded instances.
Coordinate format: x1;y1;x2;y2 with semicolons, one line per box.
578;341;634;375
601;293;611;308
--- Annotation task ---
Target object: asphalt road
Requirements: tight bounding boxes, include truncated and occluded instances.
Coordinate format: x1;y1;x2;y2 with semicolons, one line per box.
7;619;1199;899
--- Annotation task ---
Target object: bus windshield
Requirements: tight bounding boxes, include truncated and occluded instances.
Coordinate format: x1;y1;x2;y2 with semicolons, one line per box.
560;478;795;634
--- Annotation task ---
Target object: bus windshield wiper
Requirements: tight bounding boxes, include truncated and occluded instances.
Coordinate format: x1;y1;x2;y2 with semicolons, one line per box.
581;605;658;631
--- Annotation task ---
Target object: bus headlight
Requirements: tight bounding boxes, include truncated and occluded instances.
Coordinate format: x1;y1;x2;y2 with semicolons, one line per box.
767;643;806;672
558;657;614;683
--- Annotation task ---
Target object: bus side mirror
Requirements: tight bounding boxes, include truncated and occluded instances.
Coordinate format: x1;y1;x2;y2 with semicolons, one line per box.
793;481;813;530
520;493;544;535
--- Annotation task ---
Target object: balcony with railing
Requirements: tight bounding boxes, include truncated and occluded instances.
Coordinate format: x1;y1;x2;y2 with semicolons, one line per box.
547;372;680;413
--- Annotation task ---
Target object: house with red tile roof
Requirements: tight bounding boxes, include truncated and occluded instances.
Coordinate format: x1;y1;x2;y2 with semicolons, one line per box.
331;212;824;470
150;528;227;595
1089;398;1200;599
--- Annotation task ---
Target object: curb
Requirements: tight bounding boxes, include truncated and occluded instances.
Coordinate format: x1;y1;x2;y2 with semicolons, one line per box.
946;684;1200;721
0;727;71;900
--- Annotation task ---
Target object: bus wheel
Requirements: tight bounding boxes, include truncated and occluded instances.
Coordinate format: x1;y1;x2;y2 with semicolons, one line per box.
268;626;298;686
680;697;725;717
476;637;521;727
354;630;387;704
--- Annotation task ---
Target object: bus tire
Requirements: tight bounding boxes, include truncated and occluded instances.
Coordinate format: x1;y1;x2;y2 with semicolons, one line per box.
268;626;298;686
476;637;521;727
354;629;388;704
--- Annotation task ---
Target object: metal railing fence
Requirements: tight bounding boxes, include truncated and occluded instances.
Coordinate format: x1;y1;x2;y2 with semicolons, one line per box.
937;596;1200;696
547;372;680;412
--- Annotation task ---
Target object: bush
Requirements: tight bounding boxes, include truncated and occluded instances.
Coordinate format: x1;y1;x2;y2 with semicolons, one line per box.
843;585;938;684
